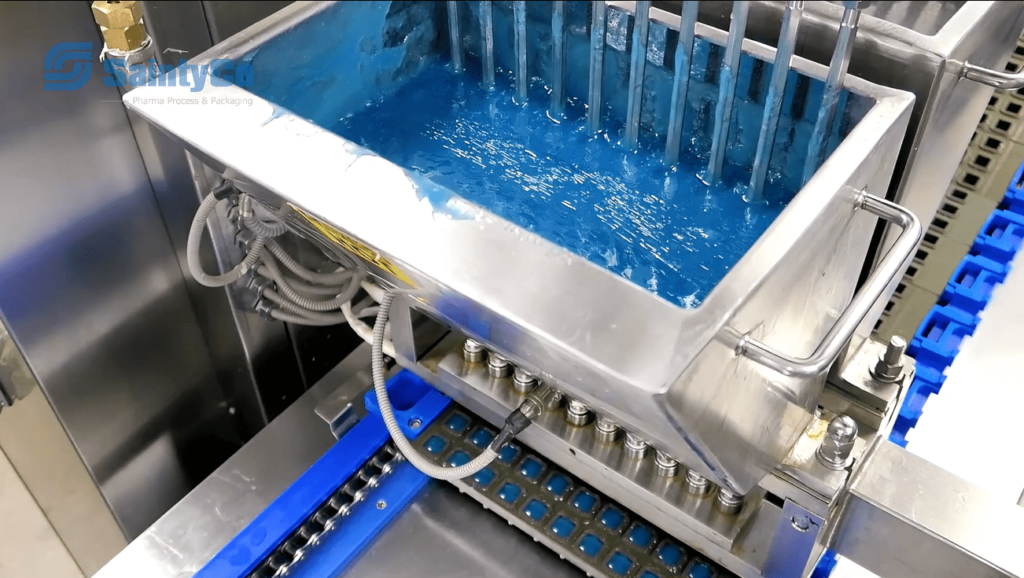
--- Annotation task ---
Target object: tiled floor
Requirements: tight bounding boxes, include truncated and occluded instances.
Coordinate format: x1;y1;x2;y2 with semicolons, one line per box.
0;448;85;578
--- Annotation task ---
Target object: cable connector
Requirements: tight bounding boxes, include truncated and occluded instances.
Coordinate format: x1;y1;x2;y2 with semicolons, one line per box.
489;384;560;450
520;383;562;420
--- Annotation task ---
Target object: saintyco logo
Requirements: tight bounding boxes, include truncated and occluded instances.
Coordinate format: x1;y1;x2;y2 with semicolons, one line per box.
44;42;254;92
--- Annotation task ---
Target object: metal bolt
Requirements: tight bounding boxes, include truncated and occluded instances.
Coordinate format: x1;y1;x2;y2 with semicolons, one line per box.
624;432;649;460
716;489;744;514
654;451;679;477
234;228;255;252
595;415;619;443
871;335;907;382
817;415;859;470
463;339;486;363
791;515;811;532
565;399;591;427
685;469;712;496
254;299;275;320
487;353;511;378
512;367;536;393
408;418;422;430
238;193;254;219
376;500;387;510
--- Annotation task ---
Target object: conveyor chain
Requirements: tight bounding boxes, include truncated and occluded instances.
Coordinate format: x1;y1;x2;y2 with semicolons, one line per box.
248;443;402;578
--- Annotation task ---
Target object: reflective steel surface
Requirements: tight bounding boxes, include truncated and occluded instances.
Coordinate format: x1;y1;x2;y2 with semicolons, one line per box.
829;440;1024;578
0;3;254;571
123;1;914;496
345;482;585;578
95;346;372;578
97;345;583;578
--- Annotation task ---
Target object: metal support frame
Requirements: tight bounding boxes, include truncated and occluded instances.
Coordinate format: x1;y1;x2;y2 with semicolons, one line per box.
829;440;1024;578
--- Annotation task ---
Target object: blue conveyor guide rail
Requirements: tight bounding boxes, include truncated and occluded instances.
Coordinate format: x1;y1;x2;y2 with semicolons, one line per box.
890;160;1024;447
194;370;451;578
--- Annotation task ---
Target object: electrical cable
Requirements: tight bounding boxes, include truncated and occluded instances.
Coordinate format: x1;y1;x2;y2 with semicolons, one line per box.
254;265;349;296
242;213;289;238
371;292;541;480
345;300;396;358
262;289;350;325
187;191;266;288
372;292;497;479
269;309;349;327
238;194;291;238
259;248;364;311
266;238;356;285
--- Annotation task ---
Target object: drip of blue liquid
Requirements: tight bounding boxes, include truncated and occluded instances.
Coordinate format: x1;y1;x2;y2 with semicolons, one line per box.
332;63;791;308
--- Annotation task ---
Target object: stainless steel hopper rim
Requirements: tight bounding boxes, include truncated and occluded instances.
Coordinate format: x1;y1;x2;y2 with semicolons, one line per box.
123;2;914;390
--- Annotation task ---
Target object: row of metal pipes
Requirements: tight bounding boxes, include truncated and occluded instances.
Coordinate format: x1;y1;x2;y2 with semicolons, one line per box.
446;1;864;197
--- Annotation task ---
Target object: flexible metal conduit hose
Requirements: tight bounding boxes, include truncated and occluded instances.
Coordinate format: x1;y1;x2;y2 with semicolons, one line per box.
269;310;350;327
242;213;289;238
259;248;364;311
262;289;350;325
266;238;356;285
239;194;291;238
372;292;499;479
254;265;348;296
188;191;265;288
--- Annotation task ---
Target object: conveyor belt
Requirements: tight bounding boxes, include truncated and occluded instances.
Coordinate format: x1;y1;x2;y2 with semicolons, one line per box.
417;405;734;578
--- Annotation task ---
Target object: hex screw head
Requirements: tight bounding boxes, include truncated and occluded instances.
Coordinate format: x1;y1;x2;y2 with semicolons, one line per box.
871;335;907;382
817;415;859;470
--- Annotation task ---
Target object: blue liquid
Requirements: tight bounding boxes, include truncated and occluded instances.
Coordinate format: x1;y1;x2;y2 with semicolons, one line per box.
333;63;788;307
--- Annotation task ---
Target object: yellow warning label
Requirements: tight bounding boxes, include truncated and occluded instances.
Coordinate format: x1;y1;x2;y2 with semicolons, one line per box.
289;204;414;287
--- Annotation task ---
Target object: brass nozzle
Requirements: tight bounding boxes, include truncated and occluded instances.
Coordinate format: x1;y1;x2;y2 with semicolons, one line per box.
92;1;146;52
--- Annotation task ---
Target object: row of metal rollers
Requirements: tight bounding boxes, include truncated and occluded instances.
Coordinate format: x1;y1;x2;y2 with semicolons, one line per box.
463;338;747;515
446;1;866;198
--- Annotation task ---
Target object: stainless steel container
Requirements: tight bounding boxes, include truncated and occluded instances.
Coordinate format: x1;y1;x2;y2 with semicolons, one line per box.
124;1;917;494
693;1;1024;259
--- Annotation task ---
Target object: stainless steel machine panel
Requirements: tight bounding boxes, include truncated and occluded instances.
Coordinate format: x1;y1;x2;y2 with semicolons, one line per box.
124;1;916;495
